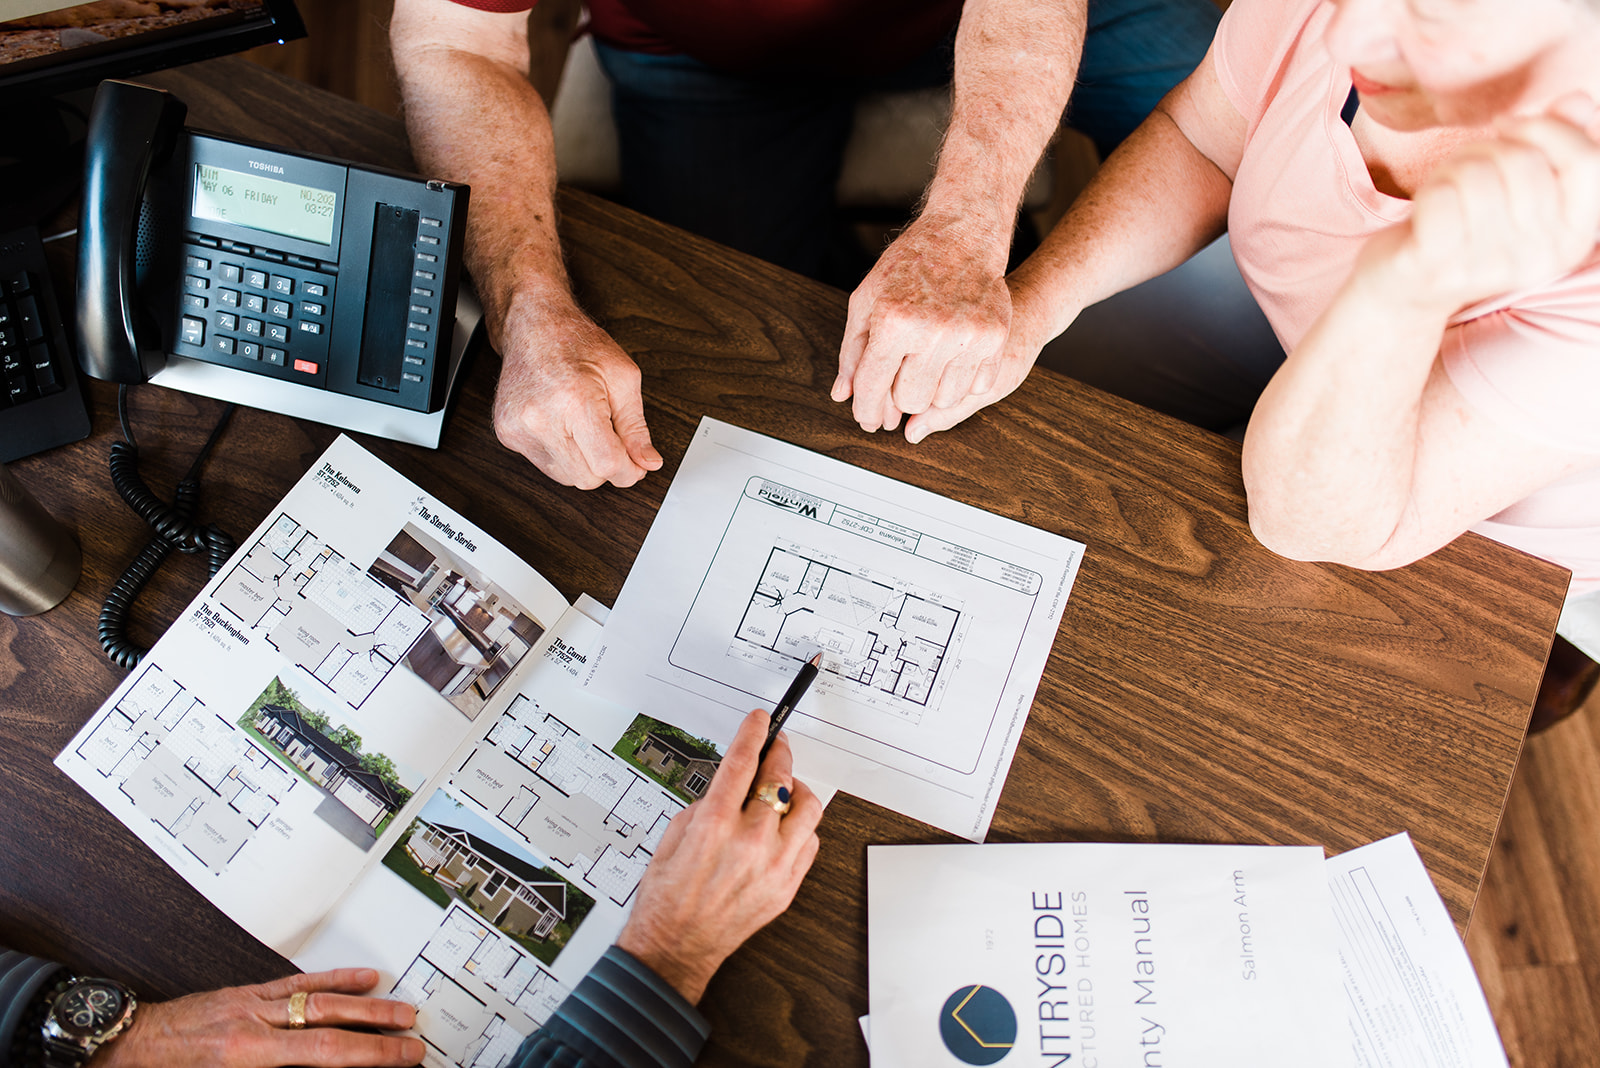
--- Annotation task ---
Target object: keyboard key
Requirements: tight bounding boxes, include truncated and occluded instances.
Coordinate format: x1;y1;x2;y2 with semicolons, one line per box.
217;312;238;331
299;301;324;317
213;335;235;355
181;316;206;346
268;299;292;319
184;274;209;290
30;344;59;392
244;294;265;313
17;295;43;340
239;341;261;360
266;323;289;344
293;358;318;374
264;347;286;366
219;288;240;307
6;374;28;403
303;281;327;298
219;263;242;283
186;254;211;271
270;275;294;296
0;324;16;350
182;293;208;311
6;269;31;295
243;318;263;337
297;320;322;335
2;349;22;375
245;269;268;289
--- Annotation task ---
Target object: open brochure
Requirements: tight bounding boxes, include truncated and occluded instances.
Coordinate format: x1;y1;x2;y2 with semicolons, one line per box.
55;435;706;1068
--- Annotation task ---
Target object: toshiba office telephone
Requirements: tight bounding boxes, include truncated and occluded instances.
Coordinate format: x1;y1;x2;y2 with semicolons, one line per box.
77;79;476;447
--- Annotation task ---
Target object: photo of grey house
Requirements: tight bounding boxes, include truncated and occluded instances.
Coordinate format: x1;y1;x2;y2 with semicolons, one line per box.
238;677;415;849
404;819;567;942
367;525;545;720
613;714;723;804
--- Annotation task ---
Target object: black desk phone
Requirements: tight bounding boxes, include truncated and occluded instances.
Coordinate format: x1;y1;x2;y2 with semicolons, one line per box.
77;79;476;447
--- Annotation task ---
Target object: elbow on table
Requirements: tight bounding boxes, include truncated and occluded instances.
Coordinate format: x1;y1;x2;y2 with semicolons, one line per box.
1246;509;1423;573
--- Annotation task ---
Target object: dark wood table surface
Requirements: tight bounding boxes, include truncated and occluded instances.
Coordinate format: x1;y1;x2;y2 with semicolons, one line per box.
0;58;1569;1067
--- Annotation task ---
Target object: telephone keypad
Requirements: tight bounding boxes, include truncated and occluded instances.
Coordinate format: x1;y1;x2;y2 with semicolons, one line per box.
173;238;335;387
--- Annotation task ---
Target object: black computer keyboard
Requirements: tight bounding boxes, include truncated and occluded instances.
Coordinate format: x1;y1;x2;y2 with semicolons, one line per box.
0;225;91;463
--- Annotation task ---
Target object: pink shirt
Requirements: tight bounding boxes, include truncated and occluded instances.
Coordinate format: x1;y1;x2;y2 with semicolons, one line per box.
1216;0;1600;594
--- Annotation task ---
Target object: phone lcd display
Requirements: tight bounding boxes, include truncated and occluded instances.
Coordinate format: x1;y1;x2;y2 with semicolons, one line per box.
191;163;337;246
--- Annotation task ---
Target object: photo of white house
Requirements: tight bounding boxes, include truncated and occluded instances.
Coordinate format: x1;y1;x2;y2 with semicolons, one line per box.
367;524;546;720
405;819;567;942
382;790;596;966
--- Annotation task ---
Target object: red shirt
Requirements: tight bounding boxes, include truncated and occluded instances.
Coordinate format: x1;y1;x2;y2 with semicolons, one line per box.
449;0;963;77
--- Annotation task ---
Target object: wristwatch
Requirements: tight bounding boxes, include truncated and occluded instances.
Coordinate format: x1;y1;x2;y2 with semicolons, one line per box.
39;976;138;1068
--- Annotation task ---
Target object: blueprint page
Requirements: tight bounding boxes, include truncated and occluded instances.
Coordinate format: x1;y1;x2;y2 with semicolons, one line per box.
55;435;570;955
583;418;1086;841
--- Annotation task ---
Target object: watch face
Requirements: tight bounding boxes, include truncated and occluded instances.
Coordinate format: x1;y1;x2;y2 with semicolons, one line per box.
53;983;126;1039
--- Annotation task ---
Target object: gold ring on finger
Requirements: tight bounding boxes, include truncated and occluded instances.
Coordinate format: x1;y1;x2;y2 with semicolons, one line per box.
748;782;792;816
287;990;309;1030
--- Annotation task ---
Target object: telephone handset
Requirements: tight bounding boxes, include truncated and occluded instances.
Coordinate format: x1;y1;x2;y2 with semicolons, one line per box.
76;79;475;447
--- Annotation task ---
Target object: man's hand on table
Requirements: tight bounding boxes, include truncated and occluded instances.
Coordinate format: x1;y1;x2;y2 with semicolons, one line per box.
834;212;1012;435
90;970;423;1068
492;297;665;490
616;709;824;1004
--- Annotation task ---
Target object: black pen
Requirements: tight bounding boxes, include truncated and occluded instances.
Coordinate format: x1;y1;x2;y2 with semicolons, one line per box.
759;651;823;762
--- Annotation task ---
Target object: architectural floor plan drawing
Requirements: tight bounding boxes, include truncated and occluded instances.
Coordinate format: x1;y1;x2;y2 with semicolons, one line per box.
586;419;1086;841
214;513;432;708
392;903;568;1068
70;663;298;874
449;694;682;906
730;541;965;723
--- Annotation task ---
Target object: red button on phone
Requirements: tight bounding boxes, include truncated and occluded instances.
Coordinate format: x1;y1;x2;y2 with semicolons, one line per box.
293;359;319;374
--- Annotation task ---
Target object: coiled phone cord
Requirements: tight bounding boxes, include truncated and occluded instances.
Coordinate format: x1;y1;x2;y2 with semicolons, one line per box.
99;385;238;669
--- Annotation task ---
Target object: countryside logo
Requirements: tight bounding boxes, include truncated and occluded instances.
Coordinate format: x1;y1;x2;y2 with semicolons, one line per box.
939;985;1016;1065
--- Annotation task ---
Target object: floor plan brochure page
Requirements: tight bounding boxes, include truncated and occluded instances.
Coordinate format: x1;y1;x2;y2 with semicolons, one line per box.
55;436;696;1068
583;418;1087;841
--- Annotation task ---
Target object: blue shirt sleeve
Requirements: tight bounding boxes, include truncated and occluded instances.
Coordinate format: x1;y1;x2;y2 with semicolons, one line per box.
509;946;710;1068
1;948;69;1068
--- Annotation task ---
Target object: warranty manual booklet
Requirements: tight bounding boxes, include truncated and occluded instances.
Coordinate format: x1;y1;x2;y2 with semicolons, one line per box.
55;435;696;1068
867;842;1343;1067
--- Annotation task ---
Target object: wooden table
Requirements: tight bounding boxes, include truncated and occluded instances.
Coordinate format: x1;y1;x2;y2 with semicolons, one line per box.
0;58;1568;1067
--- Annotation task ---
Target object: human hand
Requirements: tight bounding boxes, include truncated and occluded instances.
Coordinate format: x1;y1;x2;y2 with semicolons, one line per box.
615;709;824;1004
90;969;422;1068
833;213;1012;433
492;298;664;489
900;277;1050;445
1364;93;1600;316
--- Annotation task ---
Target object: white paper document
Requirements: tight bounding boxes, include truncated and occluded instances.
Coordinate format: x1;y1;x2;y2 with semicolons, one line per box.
584;418;1085;840
1331;833;1508;1068
867;841;1344;1067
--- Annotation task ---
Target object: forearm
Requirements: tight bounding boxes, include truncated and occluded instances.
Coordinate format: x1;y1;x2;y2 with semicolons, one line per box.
923;0;1085;267
1241;256;1454;569
1009;101;1233;341
390;2;573;360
